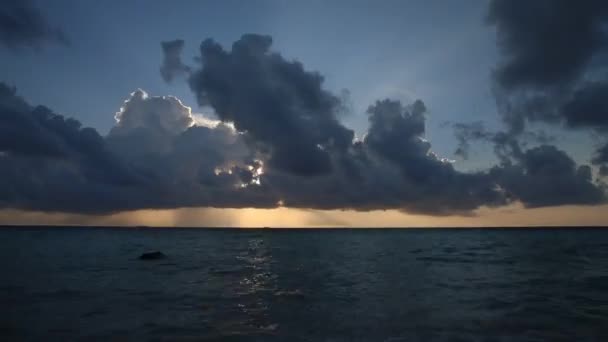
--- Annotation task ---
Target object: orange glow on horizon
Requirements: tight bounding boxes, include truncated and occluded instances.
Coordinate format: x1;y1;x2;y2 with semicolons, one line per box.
1;202;608;227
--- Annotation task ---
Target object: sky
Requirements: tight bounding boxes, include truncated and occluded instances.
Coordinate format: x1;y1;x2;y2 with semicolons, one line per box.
1;0;608;227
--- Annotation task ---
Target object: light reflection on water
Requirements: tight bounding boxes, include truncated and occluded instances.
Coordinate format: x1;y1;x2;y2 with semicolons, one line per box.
206;236;281;338
232;237;278;335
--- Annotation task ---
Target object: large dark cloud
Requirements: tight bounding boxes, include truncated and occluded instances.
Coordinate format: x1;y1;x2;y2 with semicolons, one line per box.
488;0;608;168
361;99;507;213
185;34;354;176
1;31;606;215
488;0;608;90
0;0;68;49
255;98;509;215
1;80;603;214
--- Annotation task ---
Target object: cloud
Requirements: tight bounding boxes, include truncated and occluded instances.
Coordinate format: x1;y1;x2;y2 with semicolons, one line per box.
449;120;554;162
0;0;68;49
249;98;505;215
105;89;273;209
160;39;190;82
491;145;605;207
107;89;195;157
1;80;603;215
487;0;608;169
0;83;144;213
560;81;608;129
449;121;494;160
355;99;508;214
1;30;607;215
188;34;354;176
0;83;283;213
488;0;608;90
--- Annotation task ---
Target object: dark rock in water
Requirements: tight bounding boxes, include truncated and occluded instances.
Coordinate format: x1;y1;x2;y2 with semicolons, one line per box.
138;251;166;260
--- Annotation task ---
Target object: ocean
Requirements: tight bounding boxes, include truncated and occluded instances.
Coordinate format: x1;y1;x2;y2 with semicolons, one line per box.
1;227;607;341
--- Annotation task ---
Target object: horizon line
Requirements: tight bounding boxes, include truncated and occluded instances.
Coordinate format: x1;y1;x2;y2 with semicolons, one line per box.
1;224;608;230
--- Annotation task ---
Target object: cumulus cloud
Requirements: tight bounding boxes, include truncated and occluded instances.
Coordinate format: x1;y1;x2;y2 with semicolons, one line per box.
1;79;603;215
0;82;276;213
107;89;195;157
360;99;507;213
244;98;508;215
104;89;270;209
0;0;68;49
187;34;354;176
111;89;194;135
1;31;606;215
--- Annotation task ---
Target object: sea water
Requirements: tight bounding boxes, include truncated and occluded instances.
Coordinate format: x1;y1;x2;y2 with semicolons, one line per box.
1;227;607;341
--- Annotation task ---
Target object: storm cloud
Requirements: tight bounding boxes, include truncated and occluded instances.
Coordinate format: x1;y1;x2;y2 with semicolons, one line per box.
0;0;68;49
488;0;608;91
185;34;355;176
1;32;606;215
1;79;603;214
487;0;608;168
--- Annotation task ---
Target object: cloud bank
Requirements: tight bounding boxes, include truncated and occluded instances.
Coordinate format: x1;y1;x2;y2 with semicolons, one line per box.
0;33;605;215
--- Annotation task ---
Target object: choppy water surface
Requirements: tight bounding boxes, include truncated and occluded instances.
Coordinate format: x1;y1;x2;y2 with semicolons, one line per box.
1;227;608;341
